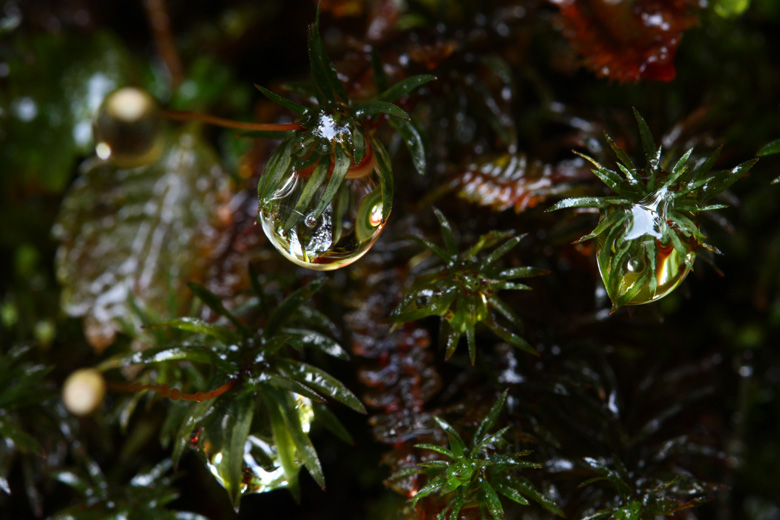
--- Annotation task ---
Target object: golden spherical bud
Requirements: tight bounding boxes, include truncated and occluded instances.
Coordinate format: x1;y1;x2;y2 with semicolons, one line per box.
62;368;106;416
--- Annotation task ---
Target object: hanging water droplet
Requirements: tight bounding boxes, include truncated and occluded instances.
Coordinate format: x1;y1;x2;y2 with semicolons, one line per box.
597;190;696;308
93;87;164;168
259;142;388;270
201;395;313;496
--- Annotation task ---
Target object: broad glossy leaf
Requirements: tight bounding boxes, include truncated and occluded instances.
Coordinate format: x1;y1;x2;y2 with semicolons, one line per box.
53;128;230;351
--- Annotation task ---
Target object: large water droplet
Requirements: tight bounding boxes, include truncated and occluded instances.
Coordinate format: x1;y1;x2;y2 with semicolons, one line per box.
93;87;164;168
597;200;695;307
202;395;314;496
259;145;387;270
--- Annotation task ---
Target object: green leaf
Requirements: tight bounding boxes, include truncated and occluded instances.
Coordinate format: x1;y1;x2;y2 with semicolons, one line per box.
311;144;352;221
260;373;326;403
284;158;330;229
151;317;241;345
434;416;467;458
604;133;636;172
506;475;566;517
306;11;347;105
575;209;629;244
757;138;780;156
483;235;522;265
266;278;325;336
484;317;537;356
415;443;456;459
257;138;295;205
186;282;251;338
262;389;301;501
389;117;427;175
633;108;658;169
410;474;448;506
225;399;254;508
474;390;508;447
547;197;629;211
354;100;411;121
122;345;234;373
312;402;354;444
254;84;307;115
434;208;459;255
279;359;366;413
378;74;436;102
372;137;394;221
494;478;530;505
280;328;349;360
479;479;504;519
0;417;44;455
370;47;388;92
277;389;325;489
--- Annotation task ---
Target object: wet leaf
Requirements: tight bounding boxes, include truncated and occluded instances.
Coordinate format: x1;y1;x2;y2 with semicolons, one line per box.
53;128;229;351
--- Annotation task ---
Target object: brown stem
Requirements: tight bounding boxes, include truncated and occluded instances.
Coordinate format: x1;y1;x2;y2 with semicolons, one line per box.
164;109;304;132
142;0;184;88
108;379;237;402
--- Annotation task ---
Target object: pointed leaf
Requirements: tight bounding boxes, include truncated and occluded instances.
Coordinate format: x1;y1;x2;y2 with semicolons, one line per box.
389;117;427;175
494;478;530;505
187;282;251;338
266;278;325;336
633;108;657;167
353;100;411;121
372;137;394;221
284;157;330;229
506;475;566;517
415;443;456;458
279;359;366;413
757;138;780;156
225;399;254;508
378;74;436;102
254;84;307;115
310;144;352;221
151;317;241;345
479;479;504;519
433;208;458;255
312;402;353;444
434;416;467;457
474;390;508;446
307;10;347;104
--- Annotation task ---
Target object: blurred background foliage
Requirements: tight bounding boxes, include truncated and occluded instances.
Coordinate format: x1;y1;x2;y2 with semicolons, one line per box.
1;0;780;518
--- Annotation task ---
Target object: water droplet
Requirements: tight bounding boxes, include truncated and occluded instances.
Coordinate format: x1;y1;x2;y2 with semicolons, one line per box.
259;144;388;270
93;87;164;168
202;395;313;496
597;197;695;308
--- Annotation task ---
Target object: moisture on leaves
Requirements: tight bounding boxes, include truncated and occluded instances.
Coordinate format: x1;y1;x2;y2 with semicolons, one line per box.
53;127;229;351
99;273;364;508
255;10;434;270
389;209;546;364
391;390;564;520
549;109;756;310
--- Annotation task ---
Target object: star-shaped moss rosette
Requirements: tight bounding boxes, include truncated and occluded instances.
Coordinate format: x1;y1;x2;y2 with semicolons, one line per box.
549;109;757;311
251;12;434;270
390;391;564;519
389;209;546;364
98;274;364;508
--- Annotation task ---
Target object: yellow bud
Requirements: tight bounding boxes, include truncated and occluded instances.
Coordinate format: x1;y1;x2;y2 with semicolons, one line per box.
62;368;106;416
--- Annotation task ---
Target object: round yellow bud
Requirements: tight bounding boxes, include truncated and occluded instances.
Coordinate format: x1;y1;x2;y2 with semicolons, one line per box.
62;368;106;416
